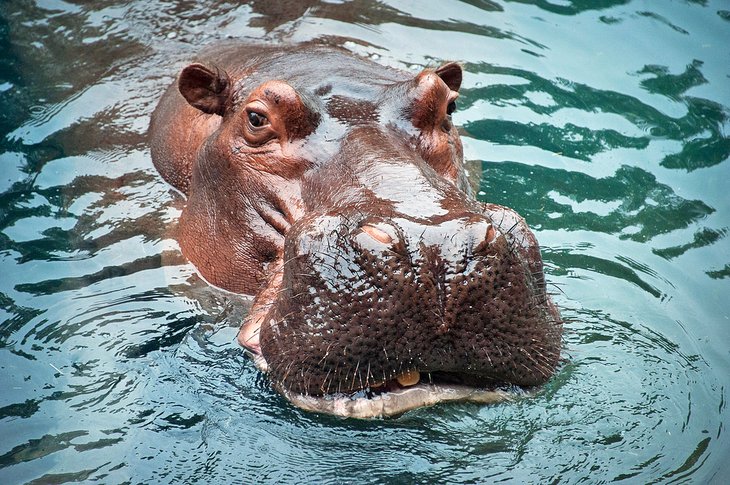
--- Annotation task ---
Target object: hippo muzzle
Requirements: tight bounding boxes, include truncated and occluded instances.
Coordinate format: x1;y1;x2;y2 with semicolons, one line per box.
149;42;562;418
238;129;562;417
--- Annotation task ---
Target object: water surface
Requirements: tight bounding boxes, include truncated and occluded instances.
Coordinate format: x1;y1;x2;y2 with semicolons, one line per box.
1;0;729;483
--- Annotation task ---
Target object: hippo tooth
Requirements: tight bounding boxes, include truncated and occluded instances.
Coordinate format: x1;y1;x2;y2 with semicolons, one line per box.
396;370;420;387
369;380;386;389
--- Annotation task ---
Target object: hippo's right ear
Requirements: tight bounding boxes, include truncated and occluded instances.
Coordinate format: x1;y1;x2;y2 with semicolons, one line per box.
435;62;462;92
178;63;231;116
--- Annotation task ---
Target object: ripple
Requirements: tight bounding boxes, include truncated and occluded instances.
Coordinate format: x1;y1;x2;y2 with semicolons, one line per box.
0;0;728;483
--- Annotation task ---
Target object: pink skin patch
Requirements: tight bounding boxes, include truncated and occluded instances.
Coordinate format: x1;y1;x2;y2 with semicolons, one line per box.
361;224;393;244
237;266;284;358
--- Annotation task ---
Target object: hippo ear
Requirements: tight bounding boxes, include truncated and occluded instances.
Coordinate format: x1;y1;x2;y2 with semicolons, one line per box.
435;62;462;92
178;63;231;116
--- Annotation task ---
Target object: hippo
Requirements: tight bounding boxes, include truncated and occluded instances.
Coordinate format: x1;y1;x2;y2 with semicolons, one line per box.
149;41;562;418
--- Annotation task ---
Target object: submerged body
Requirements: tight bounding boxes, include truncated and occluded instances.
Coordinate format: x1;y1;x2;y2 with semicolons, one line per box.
149;41;562;418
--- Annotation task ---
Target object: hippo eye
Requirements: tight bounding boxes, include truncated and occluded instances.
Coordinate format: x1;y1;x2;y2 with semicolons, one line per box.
447;100;457;116
248;110;268;128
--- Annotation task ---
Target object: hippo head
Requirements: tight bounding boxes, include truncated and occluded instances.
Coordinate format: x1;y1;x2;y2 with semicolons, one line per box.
151;44;562;417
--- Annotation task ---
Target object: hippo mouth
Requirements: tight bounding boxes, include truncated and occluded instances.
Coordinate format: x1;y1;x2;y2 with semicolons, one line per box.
285;381;521;419
240;295;524;418
247;347;525;418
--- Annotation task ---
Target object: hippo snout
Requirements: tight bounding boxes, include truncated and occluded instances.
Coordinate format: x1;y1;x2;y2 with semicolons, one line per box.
257;209;562;398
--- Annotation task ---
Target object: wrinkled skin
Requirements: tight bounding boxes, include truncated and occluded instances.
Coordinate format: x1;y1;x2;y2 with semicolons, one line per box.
149;41;562;418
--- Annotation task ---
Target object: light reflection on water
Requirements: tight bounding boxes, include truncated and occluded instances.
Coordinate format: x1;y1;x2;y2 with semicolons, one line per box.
1;0;728;483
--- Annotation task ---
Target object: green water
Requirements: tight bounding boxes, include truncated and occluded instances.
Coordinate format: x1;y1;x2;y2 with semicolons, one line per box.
1;1;728;483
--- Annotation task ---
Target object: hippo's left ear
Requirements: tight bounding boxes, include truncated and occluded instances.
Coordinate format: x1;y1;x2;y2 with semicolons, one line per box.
178;63;231;116
435;62;462;92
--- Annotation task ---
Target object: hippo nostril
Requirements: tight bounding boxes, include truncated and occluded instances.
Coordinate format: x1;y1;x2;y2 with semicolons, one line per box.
473;223;498;255
361;224;393;245
353;222;401;254
486;224;496;244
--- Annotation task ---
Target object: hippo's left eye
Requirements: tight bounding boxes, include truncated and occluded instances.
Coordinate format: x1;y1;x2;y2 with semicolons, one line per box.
248;110;268;128
447;100;456;116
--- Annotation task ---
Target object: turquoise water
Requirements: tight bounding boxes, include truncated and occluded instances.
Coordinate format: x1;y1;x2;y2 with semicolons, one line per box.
1;0;728;482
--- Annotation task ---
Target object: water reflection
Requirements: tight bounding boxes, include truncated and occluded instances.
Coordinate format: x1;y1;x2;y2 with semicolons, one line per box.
505;0;633;16
1;0;728;482
482;161;714;243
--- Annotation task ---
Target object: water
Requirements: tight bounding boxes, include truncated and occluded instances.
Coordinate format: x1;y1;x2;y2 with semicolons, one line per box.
1;0;728;483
